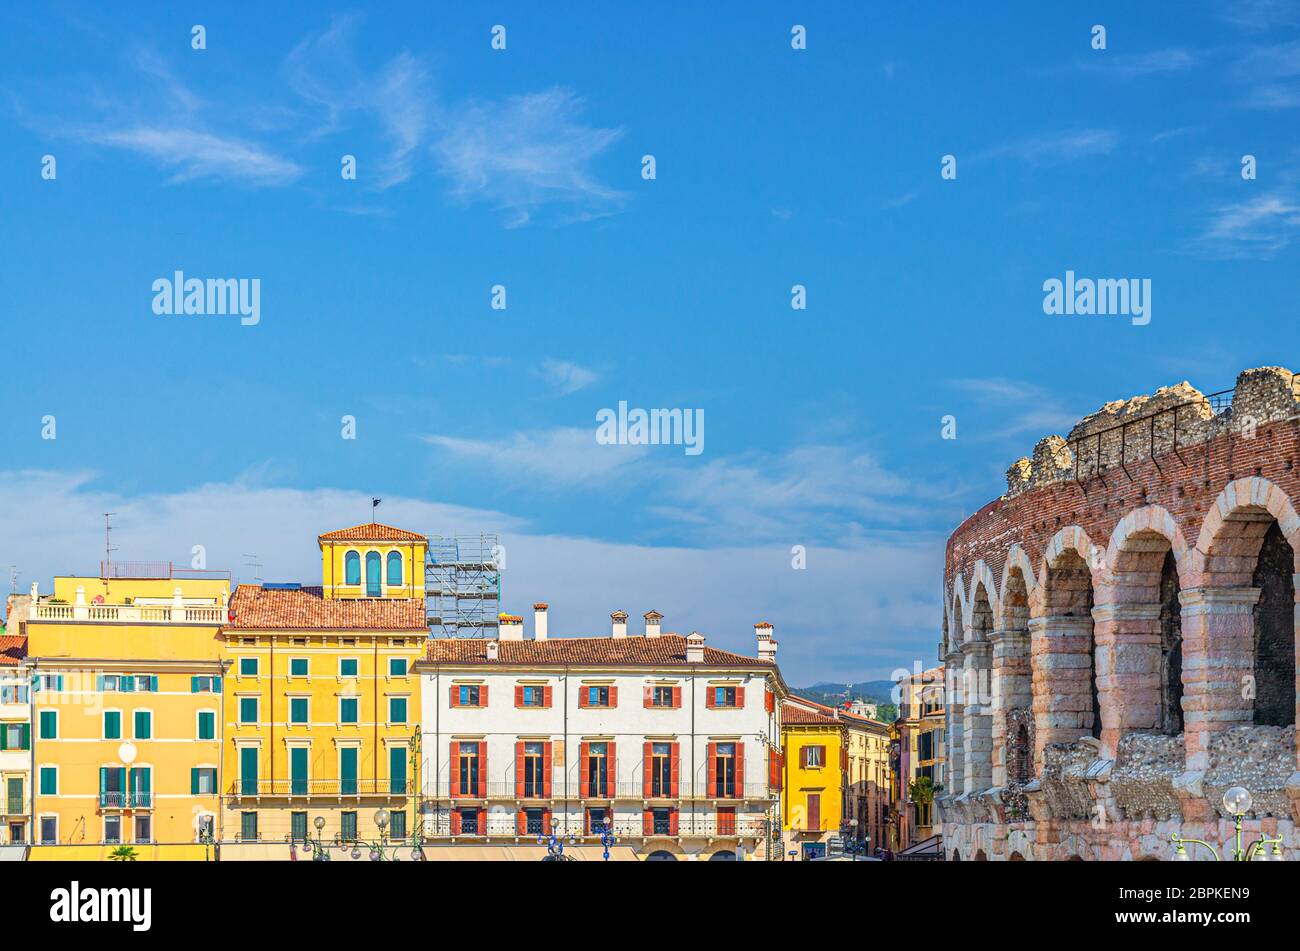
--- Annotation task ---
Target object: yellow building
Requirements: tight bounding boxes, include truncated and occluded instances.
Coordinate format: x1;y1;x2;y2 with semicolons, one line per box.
781;696;845;860
893;666;946;853
24;570;230;855
840;709;892;855
219;523;428;857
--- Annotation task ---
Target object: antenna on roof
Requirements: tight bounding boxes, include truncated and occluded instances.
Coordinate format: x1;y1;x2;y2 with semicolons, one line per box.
103;513;118;578
242;553;264;584
371;497;382;523
8;566;17;595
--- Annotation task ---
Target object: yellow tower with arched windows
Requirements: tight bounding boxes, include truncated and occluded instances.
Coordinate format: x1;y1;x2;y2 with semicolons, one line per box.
318;524;427;600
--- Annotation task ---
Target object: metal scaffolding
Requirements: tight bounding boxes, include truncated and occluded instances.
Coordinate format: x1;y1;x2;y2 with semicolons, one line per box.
425;534;501;638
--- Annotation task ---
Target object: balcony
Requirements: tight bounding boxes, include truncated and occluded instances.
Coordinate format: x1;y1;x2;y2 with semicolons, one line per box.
226;779;412;800
5;797;24;815
98;792;152;808
421;813;770;840
32;601;225;624
432;781;774;802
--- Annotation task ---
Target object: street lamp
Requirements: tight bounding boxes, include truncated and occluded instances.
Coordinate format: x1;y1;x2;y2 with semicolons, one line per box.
537;817;575;861
1170;787;1286;861
598;816;617;861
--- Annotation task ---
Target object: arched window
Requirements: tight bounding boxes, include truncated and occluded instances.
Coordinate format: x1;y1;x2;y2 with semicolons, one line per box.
386;551;403;587
365;552;381;597
1253;522;1295;726
344;550;360;586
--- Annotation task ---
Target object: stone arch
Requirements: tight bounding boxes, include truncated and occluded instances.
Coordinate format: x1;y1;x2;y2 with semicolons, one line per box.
962;582;995;793
974;849;988;861
994;555;1034;788
967;561;1000;635
950;849;961;861
950;575;969;646
1189;477;1299;762
946;581;967;795
1032;527;1101;761
999;544;1038;614
1008;850;1025;861
1093;506;1195;753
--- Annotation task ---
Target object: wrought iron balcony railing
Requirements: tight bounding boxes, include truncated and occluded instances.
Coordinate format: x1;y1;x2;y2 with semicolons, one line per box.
226;779;412;798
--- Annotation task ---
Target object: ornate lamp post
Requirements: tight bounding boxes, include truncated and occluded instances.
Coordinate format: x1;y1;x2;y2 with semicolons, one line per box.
1170;786;1286;861
537;817;575;861
598;816;617;861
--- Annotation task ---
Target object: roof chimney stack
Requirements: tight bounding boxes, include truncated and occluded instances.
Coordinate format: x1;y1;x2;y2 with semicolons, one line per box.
755;622;778;663
611;610;628;639
499;614;524;641
686;631;706;663
486;641;499;660
644;610;663;638
533;603;549;641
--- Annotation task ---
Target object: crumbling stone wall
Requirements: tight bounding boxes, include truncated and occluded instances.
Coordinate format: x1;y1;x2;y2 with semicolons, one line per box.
1253;522;1295;727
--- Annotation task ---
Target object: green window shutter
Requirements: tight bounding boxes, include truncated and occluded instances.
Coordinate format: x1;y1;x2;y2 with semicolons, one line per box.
214;676;222;692
0;726;7;751
150;676;158;692
20;723;30;750
99;767;107;801
96;675;105;691
390;746;406;792
191;676;199;693
55;675;63;691
191;768;200;796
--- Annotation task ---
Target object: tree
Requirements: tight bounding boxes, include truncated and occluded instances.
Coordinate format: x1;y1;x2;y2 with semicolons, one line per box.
107;845;138;861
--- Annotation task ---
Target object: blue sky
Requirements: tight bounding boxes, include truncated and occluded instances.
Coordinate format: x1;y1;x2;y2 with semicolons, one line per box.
0;1;1297;684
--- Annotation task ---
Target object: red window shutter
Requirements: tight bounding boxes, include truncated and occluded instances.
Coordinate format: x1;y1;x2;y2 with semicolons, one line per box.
643;809;653;836
517;810;526;836
736;742;745;794
543;741;553;798
706;688;716;709
609;686;618;708
578;688;588;709
607;741;616;798
643;685;653;708
765;689;774;714
670;742;680;798
668;808;679;836
478;808;487;833
477;741;487;797
451;810;462;835
450;741;461;797
673;686;682;709
542;807;551;832
808;794;820;831
643;742;653;797
450;686;459;708
515;741;525;798
480;685;488;707
707;742;717;796
736;686;745;708
515;685;524;708
819;745;827;767
800;745;808;769
579;742;590;800
543;686;552;708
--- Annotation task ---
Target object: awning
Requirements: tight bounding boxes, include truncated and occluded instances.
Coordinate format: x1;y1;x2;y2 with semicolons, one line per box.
421;843;640;862
896;834;944;860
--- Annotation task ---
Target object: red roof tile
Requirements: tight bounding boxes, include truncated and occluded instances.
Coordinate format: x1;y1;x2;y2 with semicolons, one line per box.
422;634;772;670
226;585;427;631
782;704;840;725
0;635;26;667
317;523;426;543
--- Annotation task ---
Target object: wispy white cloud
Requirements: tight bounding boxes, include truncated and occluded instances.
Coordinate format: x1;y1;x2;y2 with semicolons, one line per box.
951;377;1083;440
1194;190;1300;258
535;359;599;395
83;126;303;185
432;88;625;227
973;128;1119;166
1073;48;1201;78
1216;0;1300;31
423;427;648;487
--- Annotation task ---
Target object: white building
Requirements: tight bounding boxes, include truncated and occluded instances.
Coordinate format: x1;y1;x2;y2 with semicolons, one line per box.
0;598;30;847
415;606;788;860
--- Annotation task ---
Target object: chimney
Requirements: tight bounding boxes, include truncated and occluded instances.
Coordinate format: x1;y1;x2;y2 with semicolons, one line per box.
533;603;549;641
611;610;628;639
644;610;663;638
486;641;499;661
686;631;706;663
755;621;778;663
499;614;524;641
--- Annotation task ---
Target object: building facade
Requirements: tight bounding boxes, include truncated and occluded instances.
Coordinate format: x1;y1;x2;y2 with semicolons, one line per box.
841;708;892;854
0;627;29;847
416;609;786;860
23;571;229;857
941;366;1300;860
781;698;844;859
891;666;945;852
219;523;428;854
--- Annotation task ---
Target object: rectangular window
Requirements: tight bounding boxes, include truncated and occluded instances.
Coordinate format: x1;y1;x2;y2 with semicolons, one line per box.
457;684;481;707
101;766;125;807
457;742;479;797
652;807;672;836
39;710;57;739
388;658;406;677
340;697;358;724
0;684;29;704
239;697;258;724
129;767;151;808
341;811;358;841
807;793;821;830
290;697;309;724
586;807;610;835
586;742;609;798
713;686;738;708
652;685;675;707
651;742;674;798
239;747;258;795
134;815;151;844
586;686;610;707
806;745;825;768
523;742;547;799
291;811;308;843
39;767;57;796
389;745;407;794
290;658;308;677
35;674;62;692
133;710;152;739
240;811;257;841
191;675;220;693
103;711;121;740
239;658;258;676
714;743;737;798
290;747;308;795
389;809;406;840
389;697;407;724
191;767;217;795
6;777;22;815
104;814;121;845
340;658;359;677
521;685;545;707
340;747;358;795
458;808;479;835
1;722;29;750
40;816;57;844
524;807;546;836
717;806;737;836
197;711;216;740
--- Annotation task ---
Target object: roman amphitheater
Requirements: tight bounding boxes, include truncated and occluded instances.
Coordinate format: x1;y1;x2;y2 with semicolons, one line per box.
940;365;1300;860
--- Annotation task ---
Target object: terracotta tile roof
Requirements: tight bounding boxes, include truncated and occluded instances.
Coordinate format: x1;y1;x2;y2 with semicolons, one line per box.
0;635;27;667
317;523;426;543
782;703;840;726
227;585;427;630
422;633;772;669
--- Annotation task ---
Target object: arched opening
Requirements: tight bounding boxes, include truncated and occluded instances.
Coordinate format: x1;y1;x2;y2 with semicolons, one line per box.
1158;549;1184;735
344;550;360;586
974;849;988;861
386;550;403;587
1008;851;1025;861
1009;722;1031;784
645;850;677;861
1038;546;1099;747
365;551;381;596
709;850;737;861
997;564;1033;789
1253;521;1296;726
950;850;961;861
1067;855;1084;861
964;583;994;793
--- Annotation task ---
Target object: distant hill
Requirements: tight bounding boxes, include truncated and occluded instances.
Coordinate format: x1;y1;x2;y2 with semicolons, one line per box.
793;680;900;720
